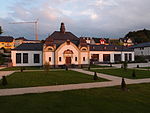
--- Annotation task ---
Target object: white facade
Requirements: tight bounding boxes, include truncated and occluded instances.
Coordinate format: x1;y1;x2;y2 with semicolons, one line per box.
43;41;89;66
11;51;43;66
11;42;135;67
90;51;134;63
134;47;150;56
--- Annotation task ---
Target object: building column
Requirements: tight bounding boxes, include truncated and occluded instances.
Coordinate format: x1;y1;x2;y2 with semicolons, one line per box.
99;54;103;62
121;53;125;61
132;52;135;61
110;54;114;63
127;53;129;61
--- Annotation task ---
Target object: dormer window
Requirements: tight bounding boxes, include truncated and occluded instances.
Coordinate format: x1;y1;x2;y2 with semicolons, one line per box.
114;47;117;50
48;48;53;51
82;48;87;51
104;46;106;50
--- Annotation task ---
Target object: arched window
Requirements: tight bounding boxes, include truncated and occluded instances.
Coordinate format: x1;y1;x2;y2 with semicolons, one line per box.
81;47;87;51
48;48;53;51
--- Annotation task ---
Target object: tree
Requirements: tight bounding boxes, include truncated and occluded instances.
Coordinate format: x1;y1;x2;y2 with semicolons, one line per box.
122;61;128;70
0;54;4;65
44;62;50;73
0;26;3;35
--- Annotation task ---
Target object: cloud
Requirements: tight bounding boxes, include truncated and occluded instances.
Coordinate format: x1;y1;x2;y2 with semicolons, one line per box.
0;0;150;39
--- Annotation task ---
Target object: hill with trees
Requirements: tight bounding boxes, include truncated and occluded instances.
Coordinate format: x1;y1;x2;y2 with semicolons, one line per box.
125;29;150;44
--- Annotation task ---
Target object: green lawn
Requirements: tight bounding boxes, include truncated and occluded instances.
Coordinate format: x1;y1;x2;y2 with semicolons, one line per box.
0;66;43;71
91;68;150;79
90;64;112;68
0;83;150;113
141;67;150;69
0;70;106;89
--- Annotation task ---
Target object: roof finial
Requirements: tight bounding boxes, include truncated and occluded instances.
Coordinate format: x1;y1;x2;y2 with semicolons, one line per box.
60;22;65;33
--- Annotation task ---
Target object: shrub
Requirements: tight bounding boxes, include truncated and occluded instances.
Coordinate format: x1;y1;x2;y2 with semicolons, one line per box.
2;76;8;86
132;70;136;78
65;65;68;71
122;61;128;70
0;54;4;65
93;72;98;80
121;78;127;91
20;67;25;72
44;62;50;72
88;65;90;70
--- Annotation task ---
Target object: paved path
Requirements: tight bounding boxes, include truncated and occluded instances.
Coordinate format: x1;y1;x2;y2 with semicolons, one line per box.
71;68;127;81
98;62;150;68
0;69;150;96
0;71;15;80
0;67;6;70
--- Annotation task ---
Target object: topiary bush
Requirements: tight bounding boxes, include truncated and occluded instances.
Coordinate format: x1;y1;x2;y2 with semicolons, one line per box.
93;72;98;80
132;70;136;78
121;78;127;91
2;76;8;86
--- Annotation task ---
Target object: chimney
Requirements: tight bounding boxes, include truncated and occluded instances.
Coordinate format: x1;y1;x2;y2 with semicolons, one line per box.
60;22;65;33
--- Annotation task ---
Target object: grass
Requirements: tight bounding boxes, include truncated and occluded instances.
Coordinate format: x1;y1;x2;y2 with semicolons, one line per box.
91;68;150;79
0;70;106;89
0;83;150;113
90;64;112;68
141;67;150;69
0;66;43;71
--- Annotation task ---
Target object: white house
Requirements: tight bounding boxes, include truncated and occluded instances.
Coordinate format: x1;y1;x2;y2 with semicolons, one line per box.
130;42;150;56
11;23;134;67
11;43;43;66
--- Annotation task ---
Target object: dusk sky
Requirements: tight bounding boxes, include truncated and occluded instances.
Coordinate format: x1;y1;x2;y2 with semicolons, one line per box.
0;0;150;40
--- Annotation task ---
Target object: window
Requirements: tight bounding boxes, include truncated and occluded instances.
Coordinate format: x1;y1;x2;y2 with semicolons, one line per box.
129;54;132;61
82;48;86;51
59;57;61;62
125;54;128;61
16;53;21;64
75;57;77;61
34;54;40;63
23;53;28;63
91;54;99;61
103;54;110;62
48;48;53;51
114;54;121;62
49;57;51;62
83;57;85;61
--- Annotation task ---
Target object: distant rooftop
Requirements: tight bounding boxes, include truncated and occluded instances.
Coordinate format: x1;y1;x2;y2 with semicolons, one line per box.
90;45;133;51
13;43;43;51
129;42;150;49
0;36;14;42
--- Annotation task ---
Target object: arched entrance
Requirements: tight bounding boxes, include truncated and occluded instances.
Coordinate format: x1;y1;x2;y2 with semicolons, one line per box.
63;49;73;65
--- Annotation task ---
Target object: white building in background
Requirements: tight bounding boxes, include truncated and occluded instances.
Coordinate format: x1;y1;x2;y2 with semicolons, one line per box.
11;23;134;67
130;42;150;56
